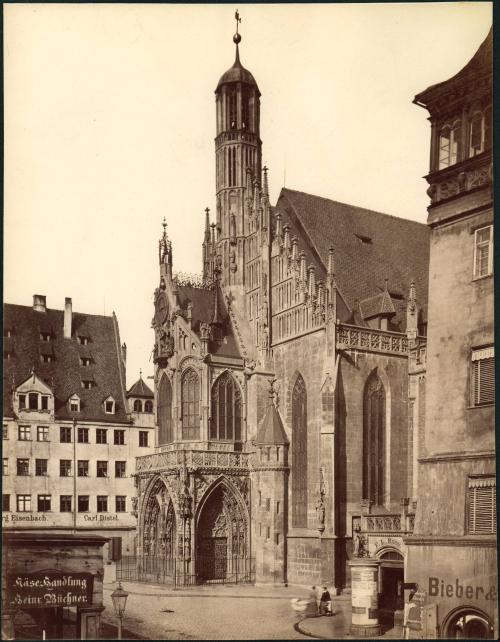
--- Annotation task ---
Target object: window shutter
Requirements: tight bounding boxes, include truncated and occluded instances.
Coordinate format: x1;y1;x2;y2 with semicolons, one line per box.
468;478;496;534
472;348;494;406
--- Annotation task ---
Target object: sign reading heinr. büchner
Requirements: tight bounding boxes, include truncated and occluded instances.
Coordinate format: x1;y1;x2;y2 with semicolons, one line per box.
7;570;94;609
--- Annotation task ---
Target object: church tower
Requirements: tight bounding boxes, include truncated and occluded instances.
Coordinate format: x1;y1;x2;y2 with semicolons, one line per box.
214;12;262;288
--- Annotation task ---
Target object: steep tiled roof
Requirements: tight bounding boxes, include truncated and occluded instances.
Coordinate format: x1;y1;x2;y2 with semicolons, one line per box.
359;289;396;320
176;284;242;359
127;377;153;399
255;401;288;445
275;188;429;331
3;303;130;423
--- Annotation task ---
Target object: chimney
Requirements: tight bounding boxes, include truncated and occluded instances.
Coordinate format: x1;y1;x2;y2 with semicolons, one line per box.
33;294;46;312
64;297;72;339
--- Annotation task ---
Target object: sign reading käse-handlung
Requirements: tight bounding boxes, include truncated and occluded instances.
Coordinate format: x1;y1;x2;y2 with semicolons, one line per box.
7;571;94;608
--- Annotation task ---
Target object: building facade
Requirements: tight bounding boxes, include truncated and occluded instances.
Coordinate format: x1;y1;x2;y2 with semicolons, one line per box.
405;30;496;638
134;24;431;601
2;295;155;556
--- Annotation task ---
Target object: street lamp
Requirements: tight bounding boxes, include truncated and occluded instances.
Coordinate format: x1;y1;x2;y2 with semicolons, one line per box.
110;582;129;640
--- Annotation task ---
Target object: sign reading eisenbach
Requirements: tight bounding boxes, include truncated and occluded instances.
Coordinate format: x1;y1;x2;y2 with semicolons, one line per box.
7;571;94;608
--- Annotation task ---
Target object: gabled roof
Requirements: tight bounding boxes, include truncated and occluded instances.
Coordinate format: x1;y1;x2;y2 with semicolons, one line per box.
255;401;288;446
3;303;130;423
275;188;429;331
359;288;396;321
127;377;154;399
176;284;242;359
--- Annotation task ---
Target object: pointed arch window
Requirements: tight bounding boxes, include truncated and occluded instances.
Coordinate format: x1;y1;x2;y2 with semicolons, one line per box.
210;372;242;441
292;374;307;528
363;371;386;506
158;375;173;445
181;369;200;440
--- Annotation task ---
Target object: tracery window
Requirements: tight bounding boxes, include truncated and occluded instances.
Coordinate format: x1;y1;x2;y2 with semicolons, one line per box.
363;371;386;506
181;369;200;440
158;375;173;445
210;372;242;441
292;374;307;528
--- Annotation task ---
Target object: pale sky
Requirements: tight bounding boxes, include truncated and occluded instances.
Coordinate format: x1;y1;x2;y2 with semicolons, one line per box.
4;3;492;388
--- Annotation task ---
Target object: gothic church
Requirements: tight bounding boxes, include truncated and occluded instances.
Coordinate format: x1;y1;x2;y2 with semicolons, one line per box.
135;22;429;595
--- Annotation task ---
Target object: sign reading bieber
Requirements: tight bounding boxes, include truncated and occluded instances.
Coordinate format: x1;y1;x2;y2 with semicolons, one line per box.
7;570;94;609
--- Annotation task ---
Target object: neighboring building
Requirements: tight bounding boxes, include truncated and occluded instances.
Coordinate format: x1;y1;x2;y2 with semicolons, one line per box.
133;22;430;602
2;295;155;556
405;30;496;638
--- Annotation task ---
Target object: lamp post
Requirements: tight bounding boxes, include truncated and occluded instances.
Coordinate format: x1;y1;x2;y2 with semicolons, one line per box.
110;582;128;640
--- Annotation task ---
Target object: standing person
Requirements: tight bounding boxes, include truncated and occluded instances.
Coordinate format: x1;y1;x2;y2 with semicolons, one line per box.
320;586;332;615
308;586;319;616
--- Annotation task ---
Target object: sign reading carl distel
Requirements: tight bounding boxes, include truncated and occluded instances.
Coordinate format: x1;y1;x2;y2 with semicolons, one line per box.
7;571;94;609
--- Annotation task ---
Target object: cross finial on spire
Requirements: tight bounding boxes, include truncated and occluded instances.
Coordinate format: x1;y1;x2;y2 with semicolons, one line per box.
139;369;142;379
162;217;167;238
233;9;242;45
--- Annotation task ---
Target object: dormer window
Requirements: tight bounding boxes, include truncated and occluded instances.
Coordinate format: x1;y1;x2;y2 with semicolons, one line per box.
28;393;39;410
41;396;49;410
80;357;92;367
78;336;90;346
104;397;115;414
40;354;53;364
40;332;51;342
81;380;95;390
69;395;80;413
145;400;153;413
133;399;143;412
19;394;26;410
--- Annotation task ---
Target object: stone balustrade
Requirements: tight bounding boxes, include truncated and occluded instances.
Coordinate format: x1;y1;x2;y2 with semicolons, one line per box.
337;324;409;356
136;449;250;473
361;512;415;534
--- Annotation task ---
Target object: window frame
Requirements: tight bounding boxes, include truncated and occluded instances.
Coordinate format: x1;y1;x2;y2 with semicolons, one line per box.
78;495;90;512
60;426;72;443
467;476;496;535
17;458;30;476
96;461;108;478
114;430;125;446
3;458;9;476
18;425;31;441
37;425;49;442
3;494;10;512
60;495;72;512
471;346;494;407
97;495;108;513
96;428;108;444
77;427;89;444
35;459;48;476
473;225;493;280
60;459;72;477
139;431;149;448
16;494;31;512
37;494;51;512
77;460;89;477
115;461;126;478
115;496;126;512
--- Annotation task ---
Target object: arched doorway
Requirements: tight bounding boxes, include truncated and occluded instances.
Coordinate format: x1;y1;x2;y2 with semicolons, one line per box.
378;549;404;611
196;481;248;583
141;479;177;581
443;607;494;639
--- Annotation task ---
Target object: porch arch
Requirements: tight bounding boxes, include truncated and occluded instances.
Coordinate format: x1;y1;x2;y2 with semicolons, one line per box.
195;476;250;581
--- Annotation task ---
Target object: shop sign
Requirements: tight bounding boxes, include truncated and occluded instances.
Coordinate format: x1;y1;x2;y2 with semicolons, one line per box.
7;570;94;609
369;536;403;554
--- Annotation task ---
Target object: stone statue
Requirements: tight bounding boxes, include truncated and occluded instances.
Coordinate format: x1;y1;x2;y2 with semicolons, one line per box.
316;498;325;533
